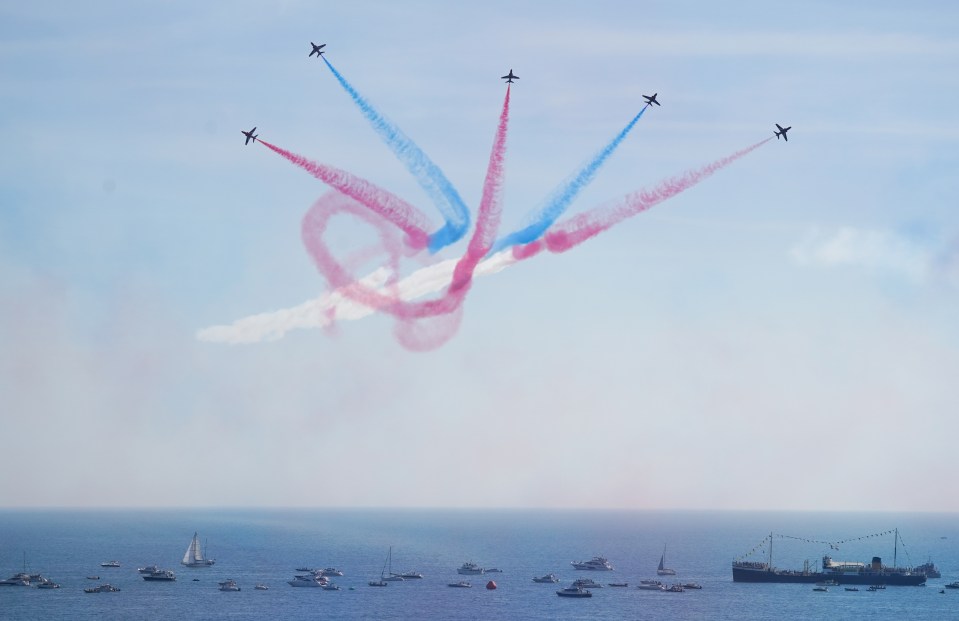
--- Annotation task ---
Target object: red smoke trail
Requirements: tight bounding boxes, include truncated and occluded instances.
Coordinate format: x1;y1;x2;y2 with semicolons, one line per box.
538;138;772;255
259;139;432;250
299;86;512;346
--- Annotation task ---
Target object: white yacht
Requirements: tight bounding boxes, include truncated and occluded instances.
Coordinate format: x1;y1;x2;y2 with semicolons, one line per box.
289;574;326;587
319;567;344;577
100;560;120;568
572;578;604;589
533;573;560;583
218;579;241;592
448;580;472;588
457;561;485;575
142;569;176;581
571;556;613;571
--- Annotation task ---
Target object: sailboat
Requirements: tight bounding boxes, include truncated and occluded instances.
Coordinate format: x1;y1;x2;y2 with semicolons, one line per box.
657;544;676;576
181;532;215;567
382;546;405;581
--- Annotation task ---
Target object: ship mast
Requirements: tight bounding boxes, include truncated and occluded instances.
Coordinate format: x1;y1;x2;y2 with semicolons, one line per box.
768;532;773;569
893;528;898;569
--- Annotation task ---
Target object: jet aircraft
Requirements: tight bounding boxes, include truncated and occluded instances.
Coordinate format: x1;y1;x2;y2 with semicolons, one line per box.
309;42;326;57
774;123;791;141
643;93;661;107
241;127;258;146
501;69;519;83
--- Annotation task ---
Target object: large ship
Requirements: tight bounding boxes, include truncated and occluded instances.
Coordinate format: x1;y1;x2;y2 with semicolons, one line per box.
732;529;926;586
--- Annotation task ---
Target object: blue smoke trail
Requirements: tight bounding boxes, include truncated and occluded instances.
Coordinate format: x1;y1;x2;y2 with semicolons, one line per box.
323;57;470;253
490;106;646;253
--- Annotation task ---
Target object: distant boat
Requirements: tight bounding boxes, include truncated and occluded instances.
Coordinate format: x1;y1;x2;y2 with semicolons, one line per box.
137;565;159;575
320;567;344;577
36;579;60;589
254;584;269;590
683;582;703;589
218;579;241;592
845;587;859;592
571;556;613;571
181;532;215;567
944;581;959;589
142;569;176;581
84;583;121;593
322;583;341;591
289;574;326;587
100;561;120;568
556;585;592;597
533;573;560;583
458;561;485;575
572;578;603;589
657;545;677;576
447;581;472;588
813;586;828;592
608;582;629;587
638;582;666;591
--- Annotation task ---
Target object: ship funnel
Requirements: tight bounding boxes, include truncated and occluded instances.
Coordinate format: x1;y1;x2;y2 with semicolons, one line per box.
871;557;882;571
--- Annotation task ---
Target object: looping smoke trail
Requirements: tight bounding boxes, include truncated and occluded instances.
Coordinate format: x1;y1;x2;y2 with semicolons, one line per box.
491;106;647;254
258;139;432;250
299;86;512;348
322;57;470;252
538;137;773;255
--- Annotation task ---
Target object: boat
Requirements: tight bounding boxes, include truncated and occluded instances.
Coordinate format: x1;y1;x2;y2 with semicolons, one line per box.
192;578;199;581
657;545;677;576
683;582;703;589
572;578;603;589
845;587;860;592
0;573;31;587
533;573;560;583
448;581;472;588
320;567;344;577
86;576;99;580
608;582;629;587
137;565;160;575
915;561;942;578
485;568;503;573
638;583;666;591
868;584;886;591
556;586;592;598
295;567;315;573
181;532;215;567
289;574;326;587
944;581;959;589
255;584;269;590
142;569;176;581
668;584;685;592
322;583;341;591
84;583;121;593
457;561;485;575
382;548;405;581
571;556;613;571
813;586;828;592
36;580;60;589
367;579;388;587
395;570;423;579
100;560;120;568
218;579;241;592
732;529;926;586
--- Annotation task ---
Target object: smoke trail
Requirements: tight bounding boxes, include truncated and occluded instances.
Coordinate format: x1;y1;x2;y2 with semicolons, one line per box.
258;139;432;250
539;138;772;254
300;86;513;334
491;106;647;253
322;57;470;252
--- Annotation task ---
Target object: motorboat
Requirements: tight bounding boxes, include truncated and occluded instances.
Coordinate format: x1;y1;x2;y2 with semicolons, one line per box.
572;578;603;589
682;582;703;589
255;584;269;590
84;583;121;593
533;573;559;583
556;586;592;597
0;573;31;587
320;567;344;577
638;583;666;591
447;581;472;588
608;582;629;587
322;582;341;590
640;579;663;585
218;579;241;592
395;570;423;579
368;579;388;587
142;569;176;581
668;584;685;592
100;560;120;568
181;532;215;567
945;581;959;589
571;556;613;571
845;587;860;592
290;574;326;587
457;561;485;575
86;576;99;580
485;568;503;573
813;586;828;592
36;579;60;589
137;565;160;575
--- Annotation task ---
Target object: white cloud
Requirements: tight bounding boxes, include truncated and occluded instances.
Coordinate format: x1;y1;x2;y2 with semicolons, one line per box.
791;226;939;282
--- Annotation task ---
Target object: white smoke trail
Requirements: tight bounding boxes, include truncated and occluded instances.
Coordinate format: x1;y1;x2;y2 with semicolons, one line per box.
196;250;517;344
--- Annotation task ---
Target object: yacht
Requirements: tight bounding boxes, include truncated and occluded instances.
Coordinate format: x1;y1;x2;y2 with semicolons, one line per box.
142;569;176;582
571;556;613;571
533;573;560;583
572;578;603;589
218;579;241;592
368;579;388;587
638;582;667;591
100;560;121;568
181;532;215;567
289;574;326;587
945;581;959;589
457;561;485;575
84;583;121;593
137;565;160;575
447;580;472;588
682;582;703;589
395;570;424;579
0;573;31;587
36;580;61;589
556;585;592;598
320;567;344;577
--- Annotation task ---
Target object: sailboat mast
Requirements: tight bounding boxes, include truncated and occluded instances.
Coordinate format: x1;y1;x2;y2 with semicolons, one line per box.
893;528;898;568
768;533;773;569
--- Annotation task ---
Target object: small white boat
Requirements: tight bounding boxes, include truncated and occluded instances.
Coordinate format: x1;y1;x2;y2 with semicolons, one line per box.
813;586;828;592
533;573;560;583
395;570;423;579
368;579;388;587
142;569;176;582
638;583;666;591
608;582;629;587
289;575;325;587
448;581;472;588
320;567;344;577
254;584;269;590
571;556;613;571
683;582;703;589
556;586;592;597
218;579;241;592
572;578;603;589
36;580;61;589
84;583;121;593
100;561;120;568
457;561;485;575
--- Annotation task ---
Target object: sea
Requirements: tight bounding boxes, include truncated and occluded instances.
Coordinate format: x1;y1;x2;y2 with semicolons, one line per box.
0;509;956;620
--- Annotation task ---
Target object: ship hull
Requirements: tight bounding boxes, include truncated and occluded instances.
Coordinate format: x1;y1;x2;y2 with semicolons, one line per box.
732;566;925;586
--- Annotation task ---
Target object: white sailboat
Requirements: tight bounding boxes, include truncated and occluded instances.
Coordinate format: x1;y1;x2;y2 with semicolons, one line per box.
382;546;405;581
657;544;676;576
181;532;215;567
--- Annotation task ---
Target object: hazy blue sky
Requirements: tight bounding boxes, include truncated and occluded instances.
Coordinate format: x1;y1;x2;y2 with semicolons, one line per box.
2;0;957;510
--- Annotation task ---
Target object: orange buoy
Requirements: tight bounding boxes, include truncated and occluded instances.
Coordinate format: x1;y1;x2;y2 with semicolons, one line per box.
486;580;497;590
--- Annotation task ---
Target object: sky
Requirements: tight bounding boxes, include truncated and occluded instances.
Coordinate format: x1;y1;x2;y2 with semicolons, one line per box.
1;0;958;510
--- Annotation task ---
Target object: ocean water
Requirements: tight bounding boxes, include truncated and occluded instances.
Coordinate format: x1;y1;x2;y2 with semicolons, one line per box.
0;509;956;620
